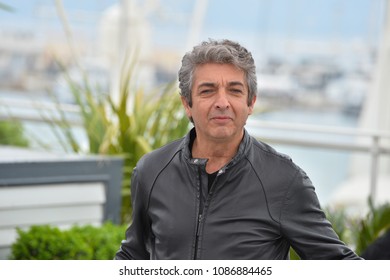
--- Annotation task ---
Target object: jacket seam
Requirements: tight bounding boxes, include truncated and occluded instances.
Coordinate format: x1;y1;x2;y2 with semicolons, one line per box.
278;169;300;235
145;149;183;212
252;137;293;164
245;156;279;225
144;146;198;259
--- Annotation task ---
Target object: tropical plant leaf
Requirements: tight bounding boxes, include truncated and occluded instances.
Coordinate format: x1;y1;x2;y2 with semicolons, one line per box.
36;55;189;223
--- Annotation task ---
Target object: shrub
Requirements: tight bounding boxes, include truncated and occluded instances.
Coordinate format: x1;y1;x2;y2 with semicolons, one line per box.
353;199;390;255
289;200;390;259
43;60;189;224
0;120;29;147
10;223;128;260
321;200;390;256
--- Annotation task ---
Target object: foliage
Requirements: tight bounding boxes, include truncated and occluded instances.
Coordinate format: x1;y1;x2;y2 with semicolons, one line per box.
289;199;390;259
39;1;189;224
10;225;92;260
289;248;300;260
10;223;128;260
10;203;390;260
324;199;390;256
0;120;29;147
41;59;189;223
353;199;390;255
324;206;359;248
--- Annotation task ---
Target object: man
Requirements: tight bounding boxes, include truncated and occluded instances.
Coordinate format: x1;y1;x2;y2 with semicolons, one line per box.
115;39;361;260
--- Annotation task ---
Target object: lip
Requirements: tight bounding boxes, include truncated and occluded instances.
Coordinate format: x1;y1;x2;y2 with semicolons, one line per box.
210;115;232;123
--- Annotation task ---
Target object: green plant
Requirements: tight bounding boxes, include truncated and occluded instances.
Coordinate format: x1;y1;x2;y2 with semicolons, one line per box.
41;58;189;223
0;120;29;147
354;199;390;255
10;223;128;260
289;200;390;259
43;1;189;223
10;225;93;260
288;206;353;260
324;206;358;247
324;199;390;256
289;247;300;260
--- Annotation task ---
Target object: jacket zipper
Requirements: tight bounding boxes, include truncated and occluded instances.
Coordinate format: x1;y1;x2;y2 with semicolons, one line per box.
193;213;202;259
193;168;223;259
193;167;204;259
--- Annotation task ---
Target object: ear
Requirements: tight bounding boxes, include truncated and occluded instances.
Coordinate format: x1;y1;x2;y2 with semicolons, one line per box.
248;95;257;115
181;96;192;119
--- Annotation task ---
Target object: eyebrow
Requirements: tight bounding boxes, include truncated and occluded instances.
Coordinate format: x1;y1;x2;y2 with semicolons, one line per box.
198;82;216;88
228;81;245;87
197;81;245;88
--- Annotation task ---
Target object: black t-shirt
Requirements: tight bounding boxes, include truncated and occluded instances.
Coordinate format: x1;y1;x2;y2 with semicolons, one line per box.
207;170;218;192
189;130;219;192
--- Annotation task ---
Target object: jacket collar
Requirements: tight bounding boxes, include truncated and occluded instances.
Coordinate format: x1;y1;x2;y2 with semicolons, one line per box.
181;127;251;170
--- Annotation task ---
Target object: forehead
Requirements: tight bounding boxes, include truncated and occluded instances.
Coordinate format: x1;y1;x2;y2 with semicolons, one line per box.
193;63;246;84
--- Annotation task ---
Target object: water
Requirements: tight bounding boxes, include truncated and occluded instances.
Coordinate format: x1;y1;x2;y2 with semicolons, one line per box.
249;108;359;206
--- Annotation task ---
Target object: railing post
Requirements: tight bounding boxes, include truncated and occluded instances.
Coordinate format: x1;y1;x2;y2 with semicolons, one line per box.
370;135;380;205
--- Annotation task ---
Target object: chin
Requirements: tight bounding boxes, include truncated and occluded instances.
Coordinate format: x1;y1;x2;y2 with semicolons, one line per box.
210;129;236;140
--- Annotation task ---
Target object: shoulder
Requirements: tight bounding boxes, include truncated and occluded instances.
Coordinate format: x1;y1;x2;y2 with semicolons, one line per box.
131;137;185;204
137;137;184;175
247;136;310;220
246;135;303;193
249;136;298;173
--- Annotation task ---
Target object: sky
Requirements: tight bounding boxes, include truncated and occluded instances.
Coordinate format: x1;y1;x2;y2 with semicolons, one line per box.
0;0;387;59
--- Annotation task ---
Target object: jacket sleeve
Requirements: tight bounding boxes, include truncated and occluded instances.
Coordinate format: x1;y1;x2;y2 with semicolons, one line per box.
114;166;150;260
280;168;362;260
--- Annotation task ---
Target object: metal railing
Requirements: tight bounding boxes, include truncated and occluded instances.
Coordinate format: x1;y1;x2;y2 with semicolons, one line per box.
2;98;390;203
0;97;82;125
247;118;390;203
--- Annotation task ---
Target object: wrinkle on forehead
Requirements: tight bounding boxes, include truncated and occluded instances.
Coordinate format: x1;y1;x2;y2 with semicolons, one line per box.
194;64;246;86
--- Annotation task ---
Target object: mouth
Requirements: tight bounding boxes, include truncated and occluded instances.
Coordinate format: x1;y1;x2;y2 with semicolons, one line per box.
210;115;232;123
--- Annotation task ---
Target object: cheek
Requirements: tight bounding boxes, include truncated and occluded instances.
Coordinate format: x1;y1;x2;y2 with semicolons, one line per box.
192;101;208;116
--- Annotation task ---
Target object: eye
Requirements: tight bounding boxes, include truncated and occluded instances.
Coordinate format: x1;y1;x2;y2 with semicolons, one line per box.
230;88;243;94
200;89;214;94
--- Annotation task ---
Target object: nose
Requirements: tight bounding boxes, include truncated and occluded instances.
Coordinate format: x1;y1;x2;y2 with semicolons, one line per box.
214;90;230;109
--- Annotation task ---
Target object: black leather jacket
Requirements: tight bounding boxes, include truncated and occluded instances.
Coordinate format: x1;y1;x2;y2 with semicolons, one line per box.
115;128;361;260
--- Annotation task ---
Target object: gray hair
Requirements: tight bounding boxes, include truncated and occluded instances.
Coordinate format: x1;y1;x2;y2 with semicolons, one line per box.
178;39;257;107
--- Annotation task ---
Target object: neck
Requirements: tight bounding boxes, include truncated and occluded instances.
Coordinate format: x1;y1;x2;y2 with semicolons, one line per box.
191;131;243;173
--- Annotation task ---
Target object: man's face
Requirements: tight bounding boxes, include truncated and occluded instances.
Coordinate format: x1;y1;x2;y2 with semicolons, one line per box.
182;63;256;143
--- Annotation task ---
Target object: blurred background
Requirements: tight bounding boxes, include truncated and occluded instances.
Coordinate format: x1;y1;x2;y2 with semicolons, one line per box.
1;0;390;259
